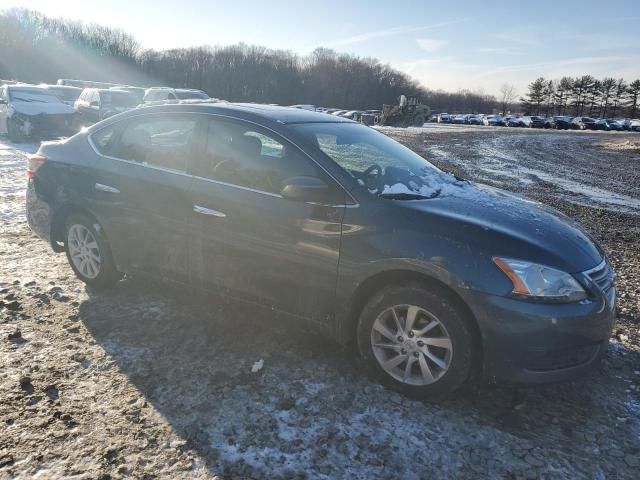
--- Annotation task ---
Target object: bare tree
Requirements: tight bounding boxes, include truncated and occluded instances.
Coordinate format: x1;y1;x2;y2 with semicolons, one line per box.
499;83;517;114
627;80;640;118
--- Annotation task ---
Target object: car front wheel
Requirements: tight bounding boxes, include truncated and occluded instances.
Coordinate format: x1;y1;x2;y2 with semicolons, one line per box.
64;213;118;288
7;117;23;142
358;284;475;400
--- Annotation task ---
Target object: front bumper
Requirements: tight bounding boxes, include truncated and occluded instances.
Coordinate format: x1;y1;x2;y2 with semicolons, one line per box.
465;284;616;384
12;112;78;138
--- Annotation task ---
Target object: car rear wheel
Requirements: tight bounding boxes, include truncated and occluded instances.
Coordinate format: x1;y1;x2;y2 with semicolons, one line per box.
357;284;474;400
64;213;118;288
413;115;425;127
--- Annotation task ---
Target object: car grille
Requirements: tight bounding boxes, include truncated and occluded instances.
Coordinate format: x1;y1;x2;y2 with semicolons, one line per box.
585;260;615;295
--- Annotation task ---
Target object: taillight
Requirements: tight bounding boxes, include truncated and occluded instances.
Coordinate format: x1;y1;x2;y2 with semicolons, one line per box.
27;153;47;178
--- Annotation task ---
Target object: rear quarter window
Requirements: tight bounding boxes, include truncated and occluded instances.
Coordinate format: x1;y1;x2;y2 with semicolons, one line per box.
90;125;118;156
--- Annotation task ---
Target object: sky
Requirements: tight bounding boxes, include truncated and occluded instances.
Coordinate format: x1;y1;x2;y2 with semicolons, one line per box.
3;0;640;96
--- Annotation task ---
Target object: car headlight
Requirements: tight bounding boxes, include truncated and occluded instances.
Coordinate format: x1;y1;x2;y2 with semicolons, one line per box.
493;257;587;302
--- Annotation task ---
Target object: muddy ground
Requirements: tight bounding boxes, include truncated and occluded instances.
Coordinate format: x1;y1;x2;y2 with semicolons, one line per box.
1;126;639;479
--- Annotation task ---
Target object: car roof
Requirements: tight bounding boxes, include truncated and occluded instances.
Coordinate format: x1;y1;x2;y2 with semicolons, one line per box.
43;84;82;91
90;88;135;94
7;85;55;93
124;102;356;125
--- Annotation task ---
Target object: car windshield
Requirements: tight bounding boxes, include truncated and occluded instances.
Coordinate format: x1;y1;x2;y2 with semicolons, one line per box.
47;87;81;102
292;122;464;199
8;88;63;104
101;91;139;108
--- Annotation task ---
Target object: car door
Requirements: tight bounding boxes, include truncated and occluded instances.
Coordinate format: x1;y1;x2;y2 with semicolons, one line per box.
188;117;347;326
87;113;202;283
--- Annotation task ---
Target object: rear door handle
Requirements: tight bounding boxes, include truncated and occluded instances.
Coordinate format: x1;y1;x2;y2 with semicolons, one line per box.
193;205;226;218
95;183;120;194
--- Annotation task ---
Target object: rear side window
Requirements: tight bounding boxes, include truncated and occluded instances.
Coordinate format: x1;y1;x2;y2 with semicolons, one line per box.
192;118;320;194
112;115;198;172
91;125;118;156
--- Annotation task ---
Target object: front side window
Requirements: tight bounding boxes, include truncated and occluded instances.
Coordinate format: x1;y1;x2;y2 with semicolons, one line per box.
193;119;320;194
292;122;463;199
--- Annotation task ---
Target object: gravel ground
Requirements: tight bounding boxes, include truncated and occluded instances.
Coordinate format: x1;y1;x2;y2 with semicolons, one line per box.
1;127;639;480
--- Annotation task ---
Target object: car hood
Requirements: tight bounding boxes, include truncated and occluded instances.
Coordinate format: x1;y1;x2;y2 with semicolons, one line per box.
400;182;603;273
12;102;76;116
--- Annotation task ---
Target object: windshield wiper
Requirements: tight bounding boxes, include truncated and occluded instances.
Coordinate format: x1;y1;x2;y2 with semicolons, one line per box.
380;190;441;200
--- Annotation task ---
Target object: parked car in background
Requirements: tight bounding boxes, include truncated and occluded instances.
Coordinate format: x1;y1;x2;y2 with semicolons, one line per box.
630;119;640;132
75;88;139;124
437;113;452;123
467;114;483;125
289;104;319;111
43;85;83;105
26;103;615;399
619;119;632;131
553;116;573;130
143;87;209;105
570;117;586;130
483;114;505;126
110;86;146;104
0;84;77;141
332;110;347;116
341;110;361;121
451;114;468;124
573;117;598;130
604;119;624;131
507;116;530;127
530;116;547;128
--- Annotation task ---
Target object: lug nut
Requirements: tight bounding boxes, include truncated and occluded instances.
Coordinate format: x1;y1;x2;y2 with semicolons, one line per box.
397;336;404;342
413;352;420;357
401;349;406;355
408;331;414;338
417;341;424;347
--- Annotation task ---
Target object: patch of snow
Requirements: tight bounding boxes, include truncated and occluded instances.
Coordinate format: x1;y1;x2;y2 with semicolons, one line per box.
251;359;264;373
381;171;470;199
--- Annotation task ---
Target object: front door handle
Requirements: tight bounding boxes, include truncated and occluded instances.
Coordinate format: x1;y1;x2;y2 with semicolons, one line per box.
95;183;120;194
193;205;226;218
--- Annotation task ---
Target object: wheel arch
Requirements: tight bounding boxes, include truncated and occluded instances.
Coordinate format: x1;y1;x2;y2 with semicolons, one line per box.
342;269;483;365
50;204;102;252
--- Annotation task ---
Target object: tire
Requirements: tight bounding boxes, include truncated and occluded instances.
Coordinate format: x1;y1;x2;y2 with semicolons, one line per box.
413;115;425;127
7;117;23;142
64;213;118;288
357;283;475;400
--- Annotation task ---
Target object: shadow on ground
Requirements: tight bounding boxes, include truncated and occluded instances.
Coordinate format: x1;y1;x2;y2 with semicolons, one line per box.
74;278;639;478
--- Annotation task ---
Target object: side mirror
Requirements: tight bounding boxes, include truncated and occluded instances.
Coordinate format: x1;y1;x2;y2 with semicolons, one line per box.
281;176;329;203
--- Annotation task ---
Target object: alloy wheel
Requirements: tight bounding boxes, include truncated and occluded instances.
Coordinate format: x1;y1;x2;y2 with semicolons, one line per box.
67;224;102;279
371;304;453;386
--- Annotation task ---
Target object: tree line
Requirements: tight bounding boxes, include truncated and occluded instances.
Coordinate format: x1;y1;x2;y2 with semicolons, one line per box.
521;76;640;118
0;8;423;110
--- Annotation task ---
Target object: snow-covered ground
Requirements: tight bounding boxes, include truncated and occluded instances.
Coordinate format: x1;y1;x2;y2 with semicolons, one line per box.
1;132;639;479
